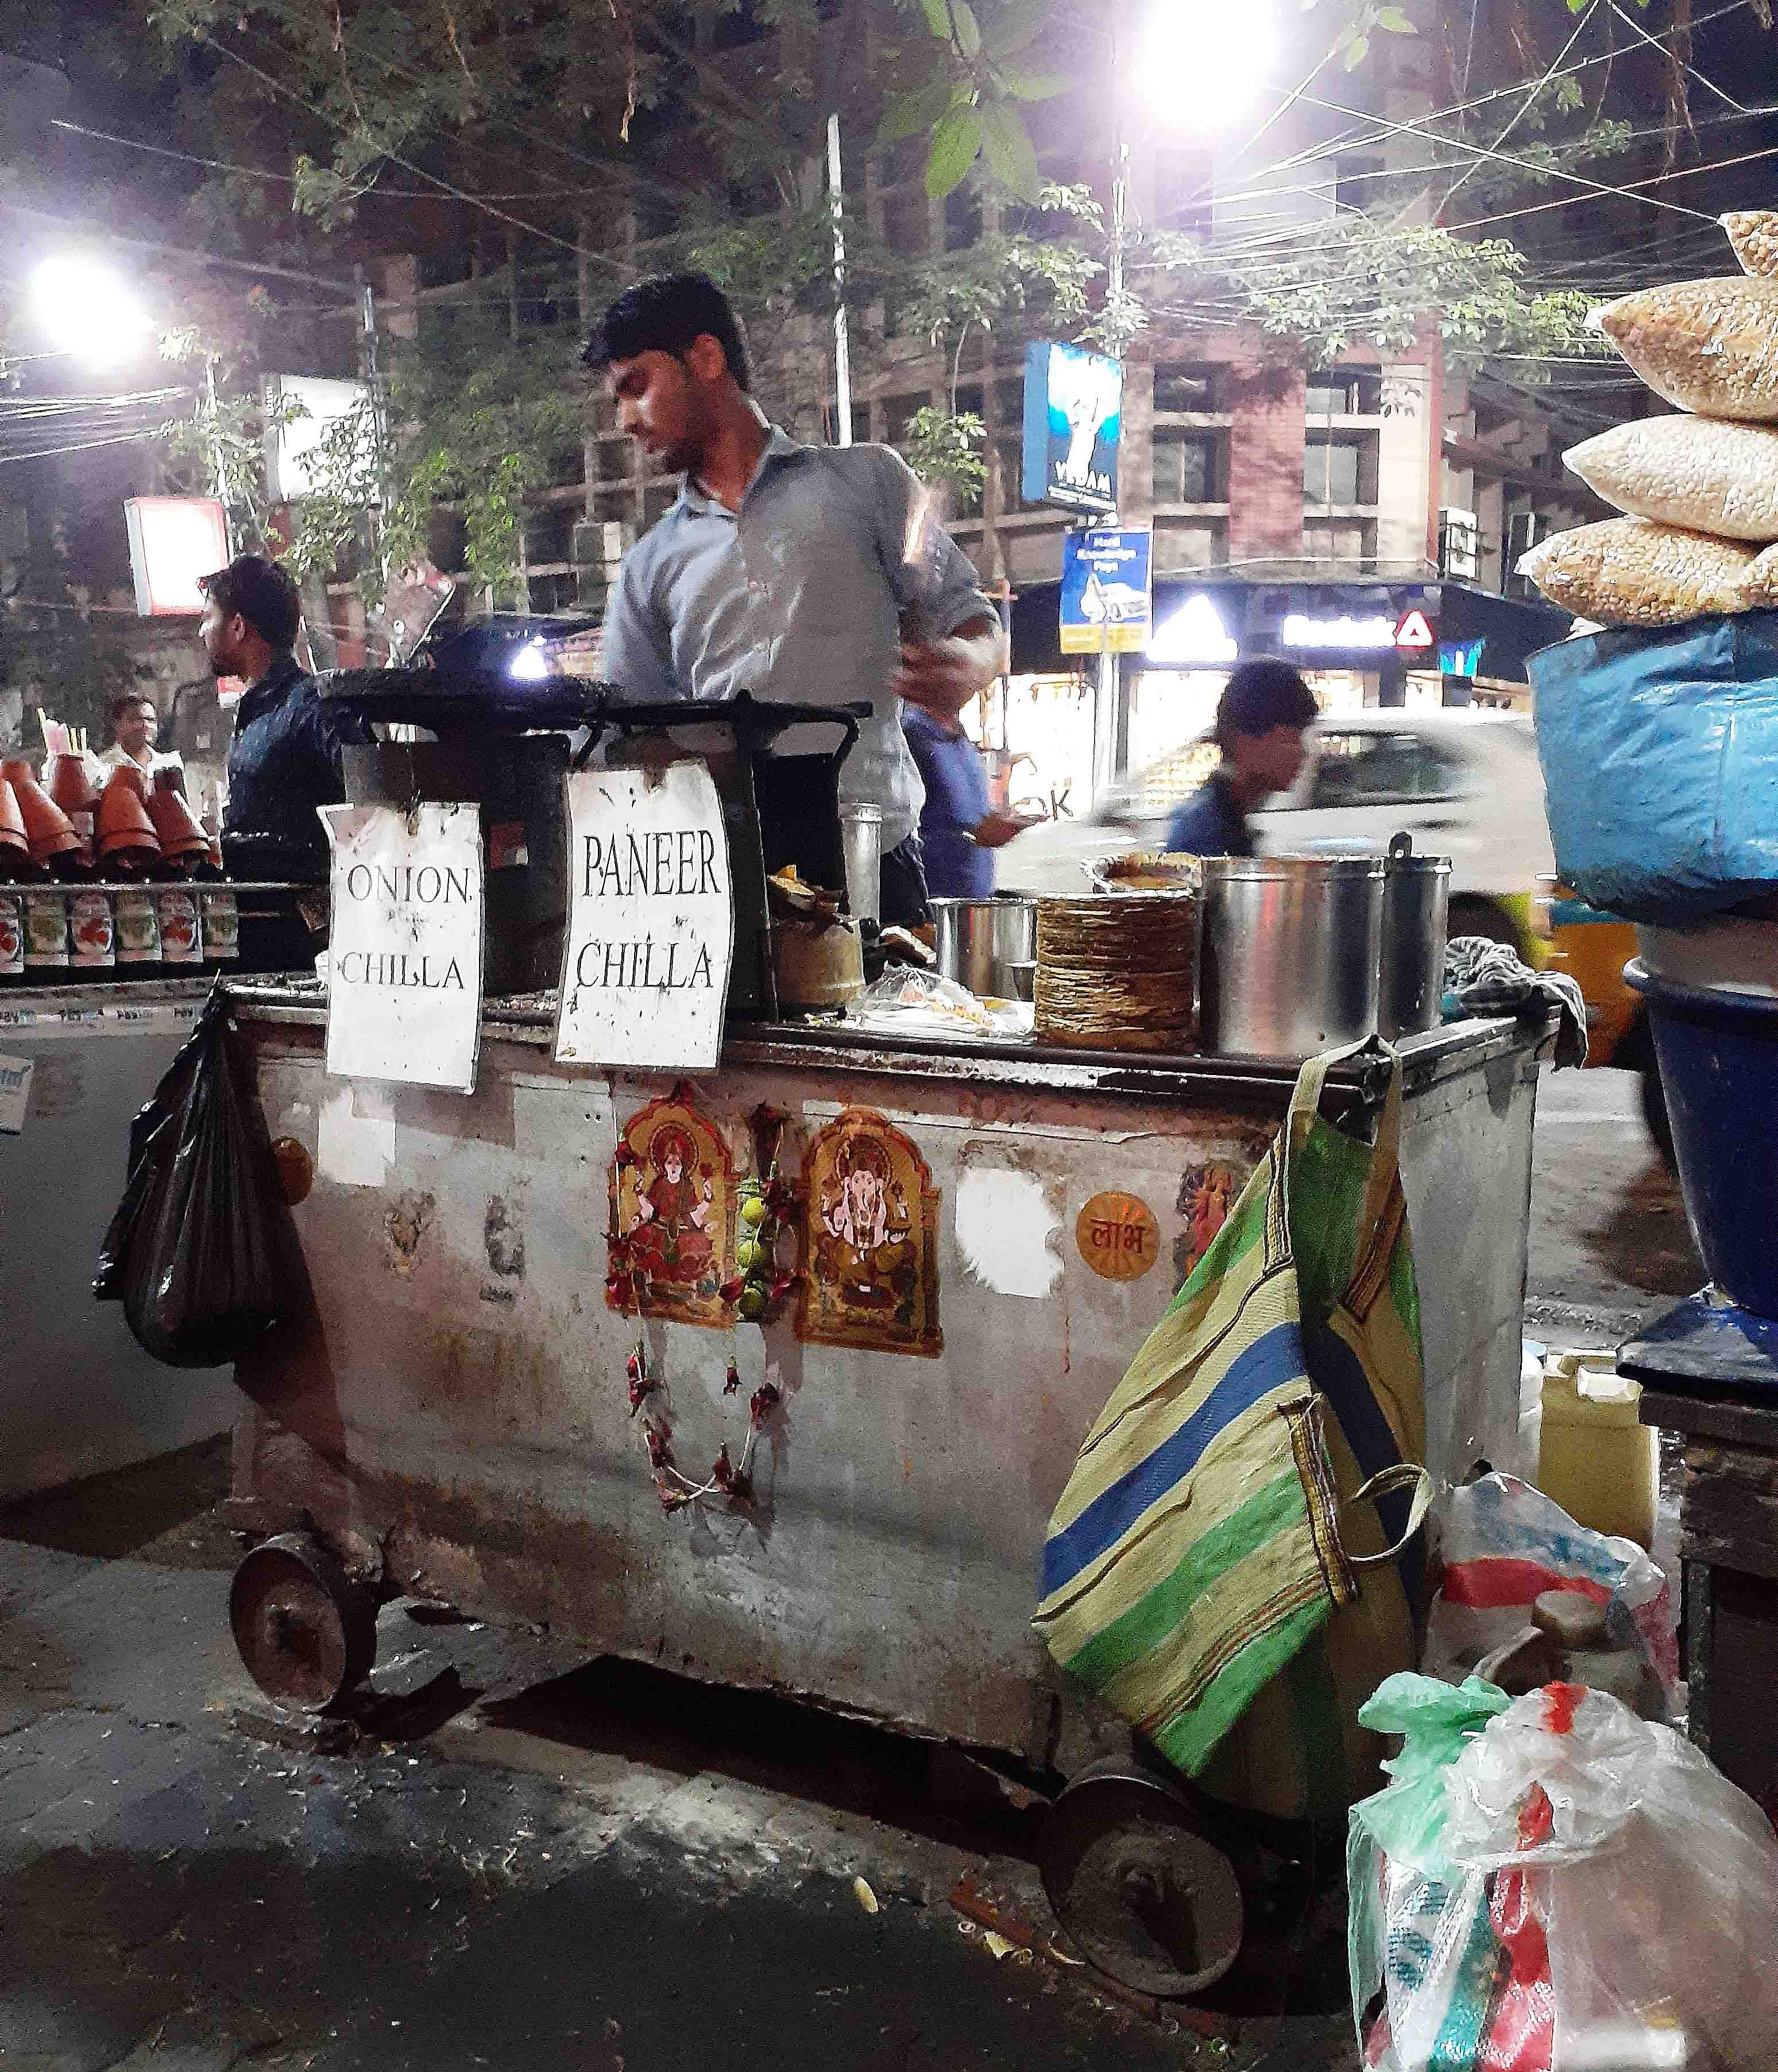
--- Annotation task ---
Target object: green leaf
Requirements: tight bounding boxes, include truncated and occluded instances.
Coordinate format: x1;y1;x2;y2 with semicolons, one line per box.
980;97;1041;200
878;76;957;145
925;102;984;198
948;0;982;57
921;0;950;37
1342;32;1370;66
982;0;1052;57
1374;6;1417;29
992;61;1066;100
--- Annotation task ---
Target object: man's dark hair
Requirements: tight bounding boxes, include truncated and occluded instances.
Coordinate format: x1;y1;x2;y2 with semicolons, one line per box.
111;691;156;728
198;554;301;652
582;272;752;392
1214;658;1319;750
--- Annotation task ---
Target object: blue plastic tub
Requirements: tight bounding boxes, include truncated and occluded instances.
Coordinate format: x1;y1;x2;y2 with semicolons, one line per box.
1626;957;1778;1320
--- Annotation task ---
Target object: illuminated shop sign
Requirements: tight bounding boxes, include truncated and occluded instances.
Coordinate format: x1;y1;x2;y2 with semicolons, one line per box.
1147;593;1238;666
122;497;230;617
1280;608;1437;652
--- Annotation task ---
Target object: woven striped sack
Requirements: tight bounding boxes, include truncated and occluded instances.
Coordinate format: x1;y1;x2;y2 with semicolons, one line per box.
1033;1046;1431;1821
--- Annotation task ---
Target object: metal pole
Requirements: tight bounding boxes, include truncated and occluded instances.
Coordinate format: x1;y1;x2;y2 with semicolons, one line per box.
359;279;390;574
1091;31;1132;803
826;111;853;447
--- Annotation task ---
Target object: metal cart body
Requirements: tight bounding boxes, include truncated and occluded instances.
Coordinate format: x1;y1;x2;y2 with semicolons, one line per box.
225;994;1545;1771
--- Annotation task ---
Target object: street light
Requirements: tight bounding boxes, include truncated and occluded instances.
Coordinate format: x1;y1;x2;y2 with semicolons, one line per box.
1135;0;1277;135
30;255;154;365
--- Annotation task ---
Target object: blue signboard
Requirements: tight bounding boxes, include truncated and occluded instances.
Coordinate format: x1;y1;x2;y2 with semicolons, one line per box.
1023;341;1123;517
1060;528;1153;655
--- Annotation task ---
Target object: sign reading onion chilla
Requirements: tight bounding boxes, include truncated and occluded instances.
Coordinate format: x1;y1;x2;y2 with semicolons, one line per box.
322;802;484;1093
555;760;734;1071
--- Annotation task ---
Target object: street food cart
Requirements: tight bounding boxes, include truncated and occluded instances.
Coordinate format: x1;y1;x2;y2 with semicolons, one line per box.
202;681;1548;1994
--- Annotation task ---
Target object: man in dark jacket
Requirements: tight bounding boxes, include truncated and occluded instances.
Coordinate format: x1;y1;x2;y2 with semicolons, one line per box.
199;554;366;968
1166;658;1319;858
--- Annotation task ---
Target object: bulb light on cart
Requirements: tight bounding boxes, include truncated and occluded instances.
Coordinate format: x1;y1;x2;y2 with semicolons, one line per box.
509;638;550;682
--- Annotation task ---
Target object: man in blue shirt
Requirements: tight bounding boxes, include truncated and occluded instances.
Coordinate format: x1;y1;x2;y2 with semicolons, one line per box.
586;273;1004;927
902;699;1028;899
1166;658;1319;858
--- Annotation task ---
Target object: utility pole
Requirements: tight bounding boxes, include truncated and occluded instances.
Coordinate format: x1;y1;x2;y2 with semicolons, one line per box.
827;113;853;447
1092;42;1132;805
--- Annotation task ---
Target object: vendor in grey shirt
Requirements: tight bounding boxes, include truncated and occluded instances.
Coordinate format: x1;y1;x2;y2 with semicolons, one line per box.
584;272;1004;928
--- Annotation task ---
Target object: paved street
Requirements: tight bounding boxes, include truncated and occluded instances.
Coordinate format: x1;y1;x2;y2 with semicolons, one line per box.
0;1064;1696;2072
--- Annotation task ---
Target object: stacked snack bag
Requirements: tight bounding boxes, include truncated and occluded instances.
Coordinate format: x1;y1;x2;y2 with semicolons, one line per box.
1521;212;1778;623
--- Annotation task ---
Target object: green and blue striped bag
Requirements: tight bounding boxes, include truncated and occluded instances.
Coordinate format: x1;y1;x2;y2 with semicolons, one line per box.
1033;1046;1431;1821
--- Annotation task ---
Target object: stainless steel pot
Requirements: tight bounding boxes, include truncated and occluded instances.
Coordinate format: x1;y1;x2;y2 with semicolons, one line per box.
1199;855;1383;1057
932;895;1038;1000
1380;833;1451;1041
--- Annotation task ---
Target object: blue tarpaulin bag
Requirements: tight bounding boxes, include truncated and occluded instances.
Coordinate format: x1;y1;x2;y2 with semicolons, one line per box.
1529;609;1778;921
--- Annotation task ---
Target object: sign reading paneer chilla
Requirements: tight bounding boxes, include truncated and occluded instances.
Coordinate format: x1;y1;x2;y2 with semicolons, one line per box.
322;802;484;1093
554;761;735;1071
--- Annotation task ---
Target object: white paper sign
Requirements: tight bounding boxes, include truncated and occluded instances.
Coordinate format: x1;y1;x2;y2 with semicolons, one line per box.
555;761;734;1070
322;802;484;1093
0;1054;32;1134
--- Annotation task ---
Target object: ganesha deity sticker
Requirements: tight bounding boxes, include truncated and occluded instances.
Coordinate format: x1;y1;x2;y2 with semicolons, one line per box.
607;1086;737;1328
797;1108;942;1357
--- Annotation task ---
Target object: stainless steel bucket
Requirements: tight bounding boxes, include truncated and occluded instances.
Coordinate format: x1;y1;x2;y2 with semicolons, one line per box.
1199;855;1383;1057
931;895;1038;1000
1380;833;1451;1040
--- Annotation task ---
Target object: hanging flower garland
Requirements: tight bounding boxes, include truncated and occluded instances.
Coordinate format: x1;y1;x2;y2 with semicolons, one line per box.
615;1161;801;1516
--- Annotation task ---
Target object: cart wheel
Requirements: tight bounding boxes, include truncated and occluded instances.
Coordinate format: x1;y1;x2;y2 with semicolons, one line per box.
1039;1760;1244;1999
229;1533;378;1713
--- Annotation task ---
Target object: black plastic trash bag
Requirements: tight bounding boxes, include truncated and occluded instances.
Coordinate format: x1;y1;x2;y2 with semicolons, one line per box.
94;989;297;1367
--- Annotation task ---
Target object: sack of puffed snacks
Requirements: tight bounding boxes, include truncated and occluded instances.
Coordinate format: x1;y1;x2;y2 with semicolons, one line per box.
1722;210;1778;280
1592;277;1778;422
1564;416;1778;542
1517;517;1756;627
1740;540;1778;609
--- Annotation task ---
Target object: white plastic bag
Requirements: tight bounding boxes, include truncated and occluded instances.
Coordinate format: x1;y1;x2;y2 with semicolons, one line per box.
1423;1475;1677;1718
1351;1676;1778;2072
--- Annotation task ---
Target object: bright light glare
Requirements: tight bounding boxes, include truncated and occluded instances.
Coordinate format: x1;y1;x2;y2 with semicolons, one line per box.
509;638;550;682
1138;1;1275;135
32;257;154;365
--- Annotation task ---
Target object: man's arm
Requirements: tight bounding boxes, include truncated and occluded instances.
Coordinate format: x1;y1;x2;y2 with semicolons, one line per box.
896;613;1004;719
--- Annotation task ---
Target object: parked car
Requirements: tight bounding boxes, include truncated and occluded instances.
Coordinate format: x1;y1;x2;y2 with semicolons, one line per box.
1000;710;1552;954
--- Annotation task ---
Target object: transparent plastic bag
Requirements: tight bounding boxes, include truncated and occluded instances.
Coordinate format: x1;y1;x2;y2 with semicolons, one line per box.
1563;418;1778;542
1517;519;1754;628
1593;276;1778;422
1722;208;1778;280
1423;1475;1677;1718
1351;1677;1778;2072
847;964;1030;1036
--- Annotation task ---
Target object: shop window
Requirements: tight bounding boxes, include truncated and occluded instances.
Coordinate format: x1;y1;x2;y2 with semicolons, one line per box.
1304;433;1377;506
1310;731;1464;809
1154;362;1222;415
1151;428;1223;505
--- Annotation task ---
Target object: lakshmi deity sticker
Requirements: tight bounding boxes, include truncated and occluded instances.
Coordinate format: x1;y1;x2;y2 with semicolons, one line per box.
607;1085;737;1328
797;1108;942;1357
1173;1159;1247;1287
